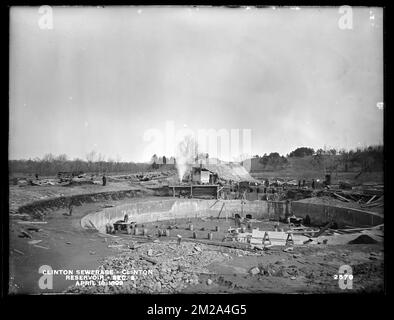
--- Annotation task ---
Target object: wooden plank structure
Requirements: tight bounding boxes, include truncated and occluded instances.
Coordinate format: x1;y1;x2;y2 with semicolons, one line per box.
113;221;135;234
169;184;219;199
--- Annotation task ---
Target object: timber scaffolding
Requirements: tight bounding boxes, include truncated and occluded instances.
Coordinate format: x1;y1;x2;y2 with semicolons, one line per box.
169;184;220;199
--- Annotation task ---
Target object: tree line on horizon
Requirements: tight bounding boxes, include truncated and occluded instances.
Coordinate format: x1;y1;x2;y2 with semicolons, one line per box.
9;152;163;177
250;145;383;173
9;145;383;176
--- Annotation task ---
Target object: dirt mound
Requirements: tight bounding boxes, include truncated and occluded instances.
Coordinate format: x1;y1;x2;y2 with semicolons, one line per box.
17;189;153;219
348;235;378;244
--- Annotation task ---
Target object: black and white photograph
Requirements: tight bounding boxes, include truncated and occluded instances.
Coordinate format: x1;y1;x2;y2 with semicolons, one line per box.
8;6;384;296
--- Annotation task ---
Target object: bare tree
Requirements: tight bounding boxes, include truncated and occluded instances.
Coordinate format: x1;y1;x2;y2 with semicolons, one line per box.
86;150;97;172
42;153;55;162
56;154;68;162
86;150;97;163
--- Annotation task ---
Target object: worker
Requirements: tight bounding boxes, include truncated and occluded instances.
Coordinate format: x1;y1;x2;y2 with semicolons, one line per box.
304;215;311;226
235;214;241;227
102;174;106;186
285;199;290;216
106;223;114;234
312;179;315;189
68;201;73;216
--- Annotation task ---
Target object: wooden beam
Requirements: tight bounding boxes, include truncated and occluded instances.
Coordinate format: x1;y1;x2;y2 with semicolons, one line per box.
286;230;319;234
366;195;377;204
335;224;384;233
209;199;219;208
217;202;225;218
313;221;333;238
182;237;251;251
347;194;358;201
17;221;47;225
333;192;351;202
139;255;158;265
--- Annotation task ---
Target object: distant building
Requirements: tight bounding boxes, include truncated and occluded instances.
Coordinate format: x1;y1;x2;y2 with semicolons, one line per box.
191;166;218;184
188;160;258;185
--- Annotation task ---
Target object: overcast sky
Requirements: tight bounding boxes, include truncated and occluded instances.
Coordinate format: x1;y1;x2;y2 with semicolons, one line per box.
10;6;383;162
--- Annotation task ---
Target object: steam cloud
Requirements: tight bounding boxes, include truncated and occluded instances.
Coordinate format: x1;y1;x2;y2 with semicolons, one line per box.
175;135;198;183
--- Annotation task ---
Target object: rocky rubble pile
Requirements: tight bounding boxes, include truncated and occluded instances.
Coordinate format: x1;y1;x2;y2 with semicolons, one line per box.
65;240;230;294
249;262;301;279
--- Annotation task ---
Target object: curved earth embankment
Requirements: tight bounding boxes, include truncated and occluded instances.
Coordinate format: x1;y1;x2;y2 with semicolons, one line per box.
81;199;285;233
17;189;154;219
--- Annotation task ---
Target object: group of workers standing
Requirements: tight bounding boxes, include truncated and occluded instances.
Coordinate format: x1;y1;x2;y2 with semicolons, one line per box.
298;179;316;189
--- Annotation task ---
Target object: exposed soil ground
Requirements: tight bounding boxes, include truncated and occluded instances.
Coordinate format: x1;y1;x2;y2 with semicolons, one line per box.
9;181;142;213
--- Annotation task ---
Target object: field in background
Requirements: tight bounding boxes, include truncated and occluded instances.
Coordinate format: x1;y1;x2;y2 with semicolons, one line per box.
250;170;383;184
248;155;383;184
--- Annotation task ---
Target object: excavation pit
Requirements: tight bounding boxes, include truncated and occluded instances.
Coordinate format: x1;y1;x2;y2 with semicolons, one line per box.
10;194;384;294
81;199;287;234
81;197;383;235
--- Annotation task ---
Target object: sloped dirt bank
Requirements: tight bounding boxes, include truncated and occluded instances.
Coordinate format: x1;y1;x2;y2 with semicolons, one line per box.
17;189;155;219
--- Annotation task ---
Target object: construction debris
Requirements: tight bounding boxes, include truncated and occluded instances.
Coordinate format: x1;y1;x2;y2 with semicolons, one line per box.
13;249;24;255
249;267;260;275
28;240;43;245
17;221;48;225
19;230;32;239
33;245;49;250
65;241;230;294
